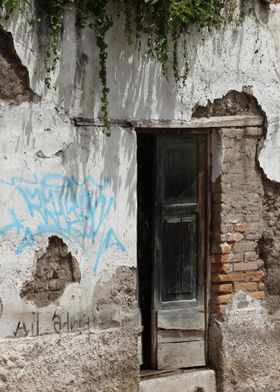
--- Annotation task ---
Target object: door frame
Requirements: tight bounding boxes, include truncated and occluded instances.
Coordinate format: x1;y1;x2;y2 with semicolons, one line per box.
136;127;211;370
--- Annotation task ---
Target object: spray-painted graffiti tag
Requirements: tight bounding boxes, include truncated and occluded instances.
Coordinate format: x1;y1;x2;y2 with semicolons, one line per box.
0;173;126;272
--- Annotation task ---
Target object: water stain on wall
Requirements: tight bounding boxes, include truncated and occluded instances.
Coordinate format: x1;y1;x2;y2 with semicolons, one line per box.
20;236;81;307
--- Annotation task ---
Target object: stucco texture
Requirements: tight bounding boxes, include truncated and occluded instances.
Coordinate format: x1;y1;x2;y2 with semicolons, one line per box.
209;293;280;392
0;327;139;392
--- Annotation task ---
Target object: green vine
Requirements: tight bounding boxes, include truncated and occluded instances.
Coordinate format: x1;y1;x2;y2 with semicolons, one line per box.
0;0;263;134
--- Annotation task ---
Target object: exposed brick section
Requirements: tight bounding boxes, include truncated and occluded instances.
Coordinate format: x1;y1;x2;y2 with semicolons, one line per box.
210;304;227;314
212;283;233;293
211;126;265;313
234;282;258;291
211;263;233;273
213;293;233;305
233;261;258;272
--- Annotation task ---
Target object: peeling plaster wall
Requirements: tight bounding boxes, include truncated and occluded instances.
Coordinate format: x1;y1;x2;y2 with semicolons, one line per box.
0;119;137;338
7;1;280;180
1;0;280;390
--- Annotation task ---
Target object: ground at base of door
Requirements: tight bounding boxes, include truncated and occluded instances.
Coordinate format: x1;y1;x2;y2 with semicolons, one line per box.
140;368;216;392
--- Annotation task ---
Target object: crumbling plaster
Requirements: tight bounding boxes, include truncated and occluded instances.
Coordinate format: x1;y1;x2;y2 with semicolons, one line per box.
0;0;280;388
0;118;136;337
209;293;280;392
3;2;280;180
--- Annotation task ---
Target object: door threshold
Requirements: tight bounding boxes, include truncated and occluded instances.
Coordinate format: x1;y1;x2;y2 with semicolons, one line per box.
140;368;216;392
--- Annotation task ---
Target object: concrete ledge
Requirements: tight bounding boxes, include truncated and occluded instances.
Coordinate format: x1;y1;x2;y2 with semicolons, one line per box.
140;368;216;392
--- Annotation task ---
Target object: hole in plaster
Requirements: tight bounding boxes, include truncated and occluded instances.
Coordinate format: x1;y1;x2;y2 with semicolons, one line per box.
192;90;264;118
20;236;81;307
0;27;40;105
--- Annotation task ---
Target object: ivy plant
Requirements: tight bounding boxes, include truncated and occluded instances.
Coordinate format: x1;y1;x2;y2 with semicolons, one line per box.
0;0;259;134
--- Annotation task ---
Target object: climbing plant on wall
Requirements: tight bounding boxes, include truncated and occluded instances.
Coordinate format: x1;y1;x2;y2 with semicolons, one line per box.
0;0;267;133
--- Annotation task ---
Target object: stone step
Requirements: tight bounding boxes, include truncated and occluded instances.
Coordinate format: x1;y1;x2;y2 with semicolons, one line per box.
140;368;216;392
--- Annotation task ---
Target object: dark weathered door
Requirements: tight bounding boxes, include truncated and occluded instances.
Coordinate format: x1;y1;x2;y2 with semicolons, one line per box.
152;133;207;370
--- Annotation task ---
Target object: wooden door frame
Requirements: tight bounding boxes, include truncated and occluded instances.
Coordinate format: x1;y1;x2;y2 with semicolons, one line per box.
136;128;211;370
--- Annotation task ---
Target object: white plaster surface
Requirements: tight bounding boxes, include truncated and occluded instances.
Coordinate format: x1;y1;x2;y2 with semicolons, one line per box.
0;116;136;337
0;0;279;342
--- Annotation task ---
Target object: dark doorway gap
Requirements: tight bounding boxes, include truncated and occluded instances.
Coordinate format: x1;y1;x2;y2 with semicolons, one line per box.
137;133;154;369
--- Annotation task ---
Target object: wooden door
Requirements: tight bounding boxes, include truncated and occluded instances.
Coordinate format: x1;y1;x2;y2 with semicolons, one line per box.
152;133;207;370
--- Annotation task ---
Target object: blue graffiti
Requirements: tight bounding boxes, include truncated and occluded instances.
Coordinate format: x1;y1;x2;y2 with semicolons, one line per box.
0;173;126;272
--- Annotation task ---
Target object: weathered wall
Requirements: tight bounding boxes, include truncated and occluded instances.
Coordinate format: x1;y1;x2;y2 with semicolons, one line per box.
1;0;280;390
210;124;265;314
0;6;139;388
207;122;273;391
0;121;137;337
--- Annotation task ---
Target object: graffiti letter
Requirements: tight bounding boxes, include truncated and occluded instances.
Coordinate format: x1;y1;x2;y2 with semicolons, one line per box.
93;227;126;273
52;312;62;334
13;321;29;337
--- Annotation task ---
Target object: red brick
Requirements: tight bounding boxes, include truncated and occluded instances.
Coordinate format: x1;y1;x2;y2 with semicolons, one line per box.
212;273;244;283
214;254;230;263
210;305;226;314
211;263;233;273
233;261;258;272
213;293;233;305
244;271;265;282
250;291;265;300
212;283;233;293
234;282;258;292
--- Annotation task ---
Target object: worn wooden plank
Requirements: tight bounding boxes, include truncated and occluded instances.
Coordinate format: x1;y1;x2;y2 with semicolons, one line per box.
158;307;205;331
157;341;205;370
73;115;263;129
158;329;204;343
133;115;263;129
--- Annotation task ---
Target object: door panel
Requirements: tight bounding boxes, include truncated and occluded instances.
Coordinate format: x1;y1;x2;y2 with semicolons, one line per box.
158;306;204;331
153;134;207;370
158;329;204;343
162;214;197;302
157;341;205;369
